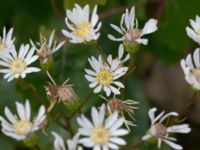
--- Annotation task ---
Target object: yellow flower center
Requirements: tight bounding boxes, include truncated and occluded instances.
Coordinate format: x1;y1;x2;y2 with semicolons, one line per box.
90;127;110;145
192;69;200;81
97;70;113;86
0;42;6;51
14;120;32;135
197;30;200;36
10;59;26;74
75;22;91;40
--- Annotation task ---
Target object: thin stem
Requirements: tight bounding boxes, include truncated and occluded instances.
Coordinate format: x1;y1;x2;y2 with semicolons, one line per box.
51;0;64;20
60;109;74;136
68;91;93;119
65;119;74;136
121;54;135;98
124;54;135;78
99;4;132;19
47;101;56;113
95;43;111;67
51;112;73;136
17;78;46;105
129;140;144;149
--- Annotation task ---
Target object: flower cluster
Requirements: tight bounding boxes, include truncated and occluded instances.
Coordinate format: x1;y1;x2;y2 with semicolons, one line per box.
0;3;194;150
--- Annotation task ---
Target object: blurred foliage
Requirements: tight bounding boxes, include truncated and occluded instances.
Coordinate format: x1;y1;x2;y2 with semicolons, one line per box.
0;0;199;150
64;0;107;9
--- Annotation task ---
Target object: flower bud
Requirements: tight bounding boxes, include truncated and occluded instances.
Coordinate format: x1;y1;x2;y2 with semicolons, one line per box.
23;134;38;148
124;40;140;54
57;86;76;103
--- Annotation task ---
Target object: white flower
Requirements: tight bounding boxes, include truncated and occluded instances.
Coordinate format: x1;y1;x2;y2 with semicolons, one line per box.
109;44;130;67
180;48;200;90
77;104;129;150
62;4;102;43
0;100;46;141
51;132;83;150
30;30;65;63
85;55;128;96
186;15;200;44
108;6;158;45
0;44;41;82
142;108;191;150
0;27;15;54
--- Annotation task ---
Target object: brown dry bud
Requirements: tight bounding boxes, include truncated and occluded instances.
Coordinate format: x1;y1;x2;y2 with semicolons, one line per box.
45;84;59;101
108;98;125;113
57;86;76;103
37;44;52;62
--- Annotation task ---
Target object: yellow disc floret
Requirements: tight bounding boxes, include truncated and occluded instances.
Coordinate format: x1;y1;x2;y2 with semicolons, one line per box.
197;30;200;36
75;22;91;40
97;70;113;86
90;127;110;145
10;59;26;74
0;42;6;51
192;68;200;81
14;120;32;135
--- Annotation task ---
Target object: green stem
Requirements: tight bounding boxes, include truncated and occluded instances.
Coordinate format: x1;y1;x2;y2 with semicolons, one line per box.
17;78;46;105
68;91;93;120
128;140;144;149
95;43;111;67
121;54;135;98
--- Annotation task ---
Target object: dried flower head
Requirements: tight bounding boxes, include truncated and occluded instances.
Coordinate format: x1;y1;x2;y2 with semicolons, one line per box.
101;95;139;130
45;71;76;112
30;30;65;63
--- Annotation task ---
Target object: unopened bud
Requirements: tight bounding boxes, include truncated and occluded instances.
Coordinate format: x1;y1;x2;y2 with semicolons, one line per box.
124;40;140;54
37;43;52;63
108;98;124;114
45;84;59;101
23;134;38;148
57;86;76;103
